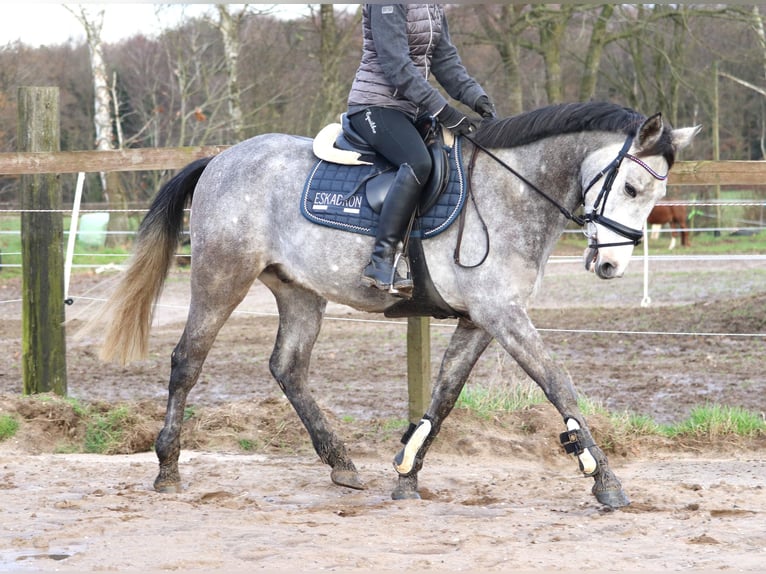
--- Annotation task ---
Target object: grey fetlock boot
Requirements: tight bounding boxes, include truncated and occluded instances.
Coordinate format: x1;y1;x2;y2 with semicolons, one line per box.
361;164;422;296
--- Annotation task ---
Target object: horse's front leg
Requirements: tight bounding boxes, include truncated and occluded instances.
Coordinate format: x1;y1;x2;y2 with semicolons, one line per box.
486;304;630;508
392;318;493;499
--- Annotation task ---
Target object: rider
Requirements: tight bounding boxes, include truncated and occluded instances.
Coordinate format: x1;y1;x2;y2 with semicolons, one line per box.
347;4;496;296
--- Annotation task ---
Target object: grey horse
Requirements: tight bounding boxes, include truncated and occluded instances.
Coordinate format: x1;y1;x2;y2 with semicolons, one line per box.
90;102;698;508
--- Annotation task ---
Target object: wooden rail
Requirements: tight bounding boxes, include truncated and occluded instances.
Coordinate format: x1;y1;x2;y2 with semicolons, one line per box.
669;160;766;186
0;146;229;175
1;148;765;187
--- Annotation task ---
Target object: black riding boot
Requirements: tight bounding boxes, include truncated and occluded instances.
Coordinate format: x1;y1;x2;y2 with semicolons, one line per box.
362;164;422;296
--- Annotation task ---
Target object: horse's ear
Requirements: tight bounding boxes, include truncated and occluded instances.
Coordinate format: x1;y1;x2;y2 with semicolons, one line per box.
635;112;664;152
671;125;702;152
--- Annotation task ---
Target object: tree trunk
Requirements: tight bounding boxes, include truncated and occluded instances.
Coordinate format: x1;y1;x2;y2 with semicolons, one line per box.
309;4;361;133
216;4;245;141
531;5;574;103
579;5;615;101
752;5;766;158
69;6;129;247
476;5;526;115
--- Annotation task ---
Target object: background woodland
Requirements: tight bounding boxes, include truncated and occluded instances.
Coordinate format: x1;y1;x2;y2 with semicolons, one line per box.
1;3;765;206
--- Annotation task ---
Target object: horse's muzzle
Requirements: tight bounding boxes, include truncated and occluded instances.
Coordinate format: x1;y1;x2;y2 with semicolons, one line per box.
583;246;624;279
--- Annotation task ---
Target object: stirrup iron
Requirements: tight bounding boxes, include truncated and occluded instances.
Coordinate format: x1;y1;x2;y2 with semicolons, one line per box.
388;251;412;297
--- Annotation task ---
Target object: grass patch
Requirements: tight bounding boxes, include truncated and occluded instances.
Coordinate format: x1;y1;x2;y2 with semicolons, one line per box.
0;414;19;441
456;380;546;419
84;406;132;454
659;404;766;438
554;229;766;257
0;213;139;278
32;394;90;418
183;406;197;421
238;438;258;451
381;418;410;432
620;413;663;436
82;405;154;454
457;381;765;441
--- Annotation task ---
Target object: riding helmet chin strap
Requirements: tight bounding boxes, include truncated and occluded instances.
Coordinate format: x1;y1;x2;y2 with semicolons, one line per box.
581;135;645;249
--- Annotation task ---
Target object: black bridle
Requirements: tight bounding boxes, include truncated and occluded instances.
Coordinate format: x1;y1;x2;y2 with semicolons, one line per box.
462;132;668;251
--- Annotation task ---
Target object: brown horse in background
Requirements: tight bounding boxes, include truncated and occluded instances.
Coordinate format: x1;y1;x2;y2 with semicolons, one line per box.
647;204;690;248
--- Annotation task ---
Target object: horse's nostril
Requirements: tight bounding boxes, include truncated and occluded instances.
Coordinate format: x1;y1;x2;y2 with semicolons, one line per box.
596;261;617;279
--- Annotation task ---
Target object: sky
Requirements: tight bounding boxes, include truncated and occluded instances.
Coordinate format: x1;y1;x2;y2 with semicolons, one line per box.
0;3;330;47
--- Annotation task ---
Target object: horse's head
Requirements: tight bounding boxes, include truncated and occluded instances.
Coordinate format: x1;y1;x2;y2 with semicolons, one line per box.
581;113;699;279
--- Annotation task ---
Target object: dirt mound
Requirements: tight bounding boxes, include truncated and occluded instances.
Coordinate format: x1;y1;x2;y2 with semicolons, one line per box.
2;392;762;463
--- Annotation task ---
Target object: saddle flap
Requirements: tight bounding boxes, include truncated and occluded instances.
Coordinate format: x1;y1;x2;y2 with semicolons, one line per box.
418;136;450;214
365;138;451;215
364;169;396;213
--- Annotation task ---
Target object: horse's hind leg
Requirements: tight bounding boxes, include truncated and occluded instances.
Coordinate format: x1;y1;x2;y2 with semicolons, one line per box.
154;276;255;492
681;224;691;247
154;326;228;492
266;279;364;490
392;319;493;499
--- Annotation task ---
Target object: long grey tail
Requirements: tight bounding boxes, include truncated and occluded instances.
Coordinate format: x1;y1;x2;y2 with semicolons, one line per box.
95;156;214;364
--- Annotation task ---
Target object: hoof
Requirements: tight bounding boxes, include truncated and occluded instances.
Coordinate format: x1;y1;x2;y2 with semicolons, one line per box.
391;486;421;500
154;481;182;494
331;468;366;490
594;486;630;508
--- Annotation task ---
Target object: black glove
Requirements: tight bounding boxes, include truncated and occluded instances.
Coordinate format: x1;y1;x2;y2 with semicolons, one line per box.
474;95;497;119
435;104;477;136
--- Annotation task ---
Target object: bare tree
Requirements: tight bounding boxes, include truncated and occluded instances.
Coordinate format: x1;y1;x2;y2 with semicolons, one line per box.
64;6;114;192
474;5;528;115
65;5;130;245
306;4;361;132
213;4;248;141
578;5;615;101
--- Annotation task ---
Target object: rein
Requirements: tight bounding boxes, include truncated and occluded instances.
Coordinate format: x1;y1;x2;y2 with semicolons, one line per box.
462;133;586;226
453;145;489;268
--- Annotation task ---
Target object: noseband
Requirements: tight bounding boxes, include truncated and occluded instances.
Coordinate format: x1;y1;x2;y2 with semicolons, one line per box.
581;135;668;249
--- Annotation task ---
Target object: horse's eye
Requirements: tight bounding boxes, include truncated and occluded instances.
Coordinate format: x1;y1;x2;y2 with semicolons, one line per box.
625;183;638;198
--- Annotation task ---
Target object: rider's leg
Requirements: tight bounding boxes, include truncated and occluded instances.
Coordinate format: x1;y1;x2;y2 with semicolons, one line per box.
349;107;431;295
362;163;421;293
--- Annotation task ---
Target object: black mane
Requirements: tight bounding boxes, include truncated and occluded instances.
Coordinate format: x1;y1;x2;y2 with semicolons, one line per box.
474;101;646;149
473;101;678;168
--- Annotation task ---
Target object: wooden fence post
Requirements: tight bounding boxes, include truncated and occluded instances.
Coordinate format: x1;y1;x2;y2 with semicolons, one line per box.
406;317;431;422
18;86;67;396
